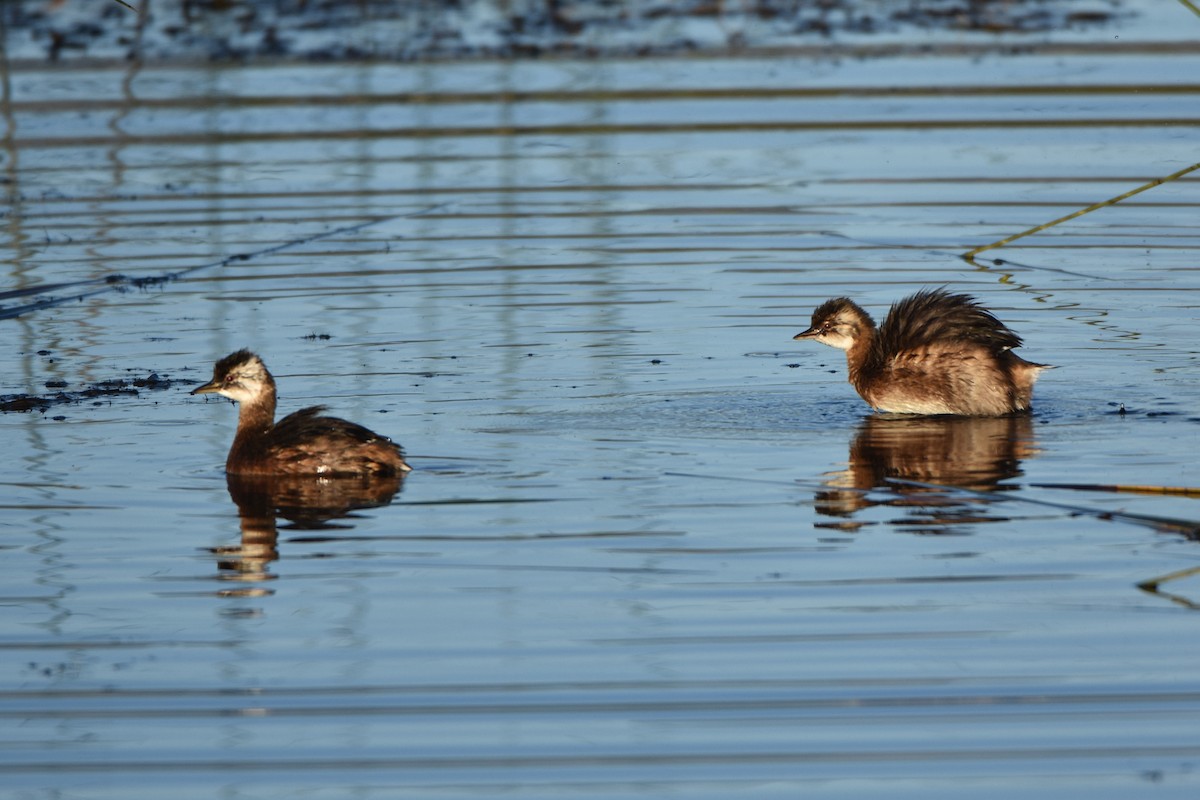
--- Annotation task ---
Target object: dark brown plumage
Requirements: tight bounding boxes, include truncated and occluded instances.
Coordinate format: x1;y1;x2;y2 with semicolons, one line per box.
191;349;411;476
793;289;1048;416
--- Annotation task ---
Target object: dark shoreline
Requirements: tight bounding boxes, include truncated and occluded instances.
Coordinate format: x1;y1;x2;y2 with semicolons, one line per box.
5;0;1126;64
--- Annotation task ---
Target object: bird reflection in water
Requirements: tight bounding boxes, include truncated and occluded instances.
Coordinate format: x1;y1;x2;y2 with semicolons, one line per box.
815;414;1038;534
209;472;405;593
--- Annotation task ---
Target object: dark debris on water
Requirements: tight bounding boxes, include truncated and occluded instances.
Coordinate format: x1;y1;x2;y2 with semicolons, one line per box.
0;372;179;414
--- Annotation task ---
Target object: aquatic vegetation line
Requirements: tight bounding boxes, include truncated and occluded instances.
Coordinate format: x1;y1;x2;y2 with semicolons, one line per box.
1177;0;1200;19
0;205;445;322
962;160;1200;261
887;478;1200;539
1032;482;1200;498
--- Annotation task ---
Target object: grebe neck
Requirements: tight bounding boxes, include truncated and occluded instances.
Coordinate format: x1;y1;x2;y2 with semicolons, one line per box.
844;327;879;387
229;386;277;468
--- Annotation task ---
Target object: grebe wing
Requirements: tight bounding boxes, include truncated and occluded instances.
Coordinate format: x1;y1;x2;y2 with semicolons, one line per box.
878;289;1023;353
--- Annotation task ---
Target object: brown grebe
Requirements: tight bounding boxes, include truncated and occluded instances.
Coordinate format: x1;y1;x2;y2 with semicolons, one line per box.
191;349;411;476
794;289;1048;416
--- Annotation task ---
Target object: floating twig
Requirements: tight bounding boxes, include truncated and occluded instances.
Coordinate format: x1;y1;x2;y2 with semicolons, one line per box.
1032;482;1200;498
886;478;1200;538
1139;564;1200;594
1177;0;1200;19
1138;564;1200;610
963;161;1200;261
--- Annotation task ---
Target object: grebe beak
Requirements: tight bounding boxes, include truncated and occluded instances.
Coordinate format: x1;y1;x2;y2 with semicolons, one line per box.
191;380;221;396
793;327;819;340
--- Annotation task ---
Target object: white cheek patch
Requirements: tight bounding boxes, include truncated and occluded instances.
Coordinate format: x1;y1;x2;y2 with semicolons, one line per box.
822;332;855;351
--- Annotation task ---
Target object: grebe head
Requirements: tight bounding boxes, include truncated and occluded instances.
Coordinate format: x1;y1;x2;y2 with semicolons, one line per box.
191;349;273;405
793;298;874;351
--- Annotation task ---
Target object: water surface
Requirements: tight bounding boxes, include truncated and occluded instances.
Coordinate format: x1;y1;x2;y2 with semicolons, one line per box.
3;30;1200;799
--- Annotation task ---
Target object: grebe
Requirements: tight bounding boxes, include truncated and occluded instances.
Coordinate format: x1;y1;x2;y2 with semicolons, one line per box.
794;289;1047;416
191;349;411;476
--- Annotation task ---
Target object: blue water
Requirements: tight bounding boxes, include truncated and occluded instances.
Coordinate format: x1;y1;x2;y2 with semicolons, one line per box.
3;23;1200;798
